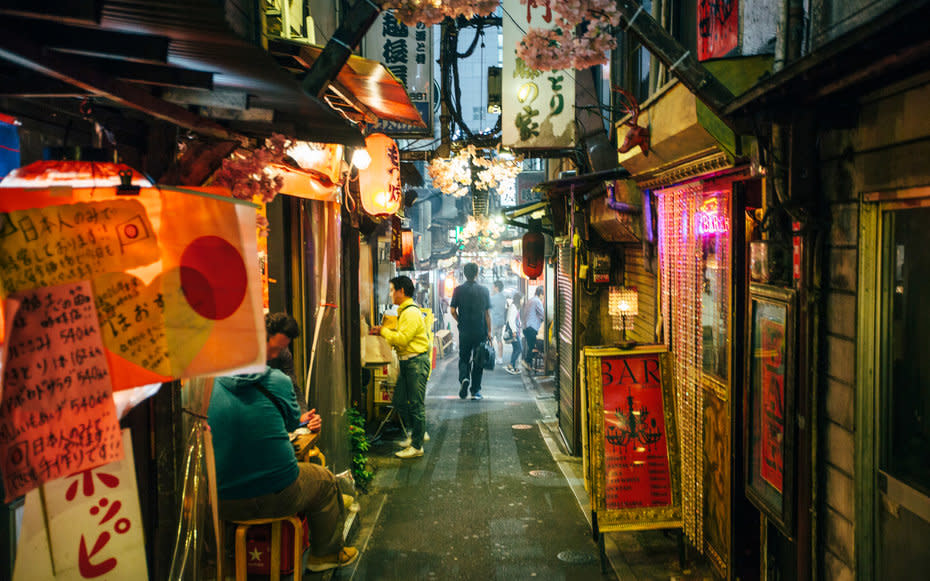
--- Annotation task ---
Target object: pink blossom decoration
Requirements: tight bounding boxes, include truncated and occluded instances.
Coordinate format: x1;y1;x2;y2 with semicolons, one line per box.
516;0;621;71
211;134;292;204
381;0;498;27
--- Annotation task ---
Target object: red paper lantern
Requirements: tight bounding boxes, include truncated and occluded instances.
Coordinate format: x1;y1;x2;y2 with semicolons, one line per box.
522;231;545;279
357;133;401;217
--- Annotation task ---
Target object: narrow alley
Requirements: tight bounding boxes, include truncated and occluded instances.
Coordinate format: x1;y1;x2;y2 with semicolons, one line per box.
347;355;610;581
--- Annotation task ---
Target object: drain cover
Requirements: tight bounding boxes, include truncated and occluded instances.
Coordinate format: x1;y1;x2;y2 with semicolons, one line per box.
511;424;533;430
528;469;557;478
557;550;597;564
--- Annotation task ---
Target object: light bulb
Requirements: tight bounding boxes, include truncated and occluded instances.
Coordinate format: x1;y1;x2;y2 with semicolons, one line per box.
351;148;371;170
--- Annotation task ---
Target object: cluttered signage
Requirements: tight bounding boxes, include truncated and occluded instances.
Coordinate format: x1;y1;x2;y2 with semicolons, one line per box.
501;0;575;150
363;11;434;138
14;428;148;580
0;174;264;501
583;345;681;532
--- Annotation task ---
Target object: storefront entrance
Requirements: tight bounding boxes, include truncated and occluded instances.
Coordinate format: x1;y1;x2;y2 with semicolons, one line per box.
860;196;930;578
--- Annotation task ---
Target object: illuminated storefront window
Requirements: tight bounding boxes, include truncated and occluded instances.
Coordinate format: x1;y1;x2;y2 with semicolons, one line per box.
699;192;730;382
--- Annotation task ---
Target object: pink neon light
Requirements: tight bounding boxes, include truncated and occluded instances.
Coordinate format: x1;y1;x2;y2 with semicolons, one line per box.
695;211;728;235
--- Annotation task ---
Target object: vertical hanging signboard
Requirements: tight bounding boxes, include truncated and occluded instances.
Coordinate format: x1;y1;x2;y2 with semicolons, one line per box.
501;0;575;150
583;345;682;532
698;0;740;60
363;11;434;138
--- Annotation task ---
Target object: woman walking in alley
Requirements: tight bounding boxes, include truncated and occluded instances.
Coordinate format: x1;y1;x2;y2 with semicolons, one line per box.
504;293;523;374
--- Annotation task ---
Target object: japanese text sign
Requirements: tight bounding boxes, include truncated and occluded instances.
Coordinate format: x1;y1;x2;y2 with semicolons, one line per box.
502;0;575;149
0;282;122;501
0;182;263;499
583;345;681;532
14;429;148;580
363;11;434;137
0;185;263;392
698;0;739;61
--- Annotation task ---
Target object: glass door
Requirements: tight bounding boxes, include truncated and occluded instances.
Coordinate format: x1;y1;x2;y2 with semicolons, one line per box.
876;206;930;578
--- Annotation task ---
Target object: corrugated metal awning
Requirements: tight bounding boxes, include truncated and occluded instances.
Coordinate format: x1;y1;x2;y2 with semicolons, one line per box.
0;0;364;145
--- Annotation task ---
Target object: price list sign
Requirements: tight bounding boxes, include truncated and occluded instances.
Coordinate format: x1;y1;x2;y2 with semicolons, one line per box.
0;281;122;501
584;345;681;533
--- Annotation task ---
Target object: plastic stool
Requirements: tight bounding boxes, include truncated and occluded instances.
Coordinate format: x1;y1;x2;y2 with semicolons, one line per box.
232;515;304;581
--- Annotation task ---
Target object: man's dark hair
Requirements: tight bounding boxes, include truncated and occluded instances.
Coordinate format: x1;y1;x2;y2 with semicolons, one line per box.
535;286;544;297
463;262;478;281
390;275;415;297
266;312;300;340
493;280;503;291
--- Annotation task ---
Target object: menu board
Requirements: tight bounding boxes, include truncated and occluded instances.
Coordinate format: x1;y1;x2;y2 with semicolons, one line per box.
0;282;123;501
584;345;681;533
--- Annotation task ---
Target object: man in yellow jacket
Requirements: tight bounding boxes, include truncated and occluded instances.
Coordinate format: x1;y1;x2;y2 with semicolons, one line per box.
370;275;431;459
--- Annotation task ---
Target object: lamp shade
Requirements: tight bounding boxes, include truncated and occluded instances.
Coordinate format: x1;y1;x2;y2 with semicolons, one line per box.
522;231;545;279
609;286;639;331
357;133;401;217
0;160;152;188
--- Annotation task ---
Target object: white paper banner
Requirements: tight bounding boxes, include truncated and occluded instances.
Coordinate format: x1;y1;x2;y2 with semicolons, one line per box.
362;11;434;137
14;428;148;580
502;0;576;149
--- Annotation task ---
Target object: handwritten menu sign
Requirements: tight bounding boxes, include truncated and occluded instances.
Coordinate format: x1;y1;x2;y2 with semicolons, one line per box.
601;353;672;509
759;317;785;492
0;200;158;294
14;428;148;580
0;281;123;501
584;345;681;533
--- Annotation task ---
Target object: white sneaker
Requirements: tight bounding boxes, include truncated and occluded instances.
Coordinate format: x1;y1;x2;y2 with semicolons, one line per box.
395;446;423;459
396;432;429;448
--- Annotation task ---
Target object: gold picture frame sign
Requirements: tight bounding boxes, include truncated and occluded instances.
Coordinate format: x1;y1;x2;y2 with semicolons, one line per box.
583;345;683;532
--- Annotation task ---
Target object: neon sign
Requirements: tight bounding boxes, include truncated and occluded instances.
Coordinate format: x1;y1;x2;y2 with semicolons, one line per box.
695;195;729;235
695;211;729;235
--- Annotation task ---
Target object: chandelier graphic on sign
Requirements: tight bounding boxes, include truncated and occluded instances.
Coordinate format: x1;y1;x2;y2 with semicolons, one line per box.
606;392;662;451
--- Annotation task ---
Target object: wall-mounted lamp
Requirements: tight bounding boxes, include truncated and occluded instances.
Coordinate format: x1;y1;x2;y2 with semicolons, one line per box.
609;286;638;348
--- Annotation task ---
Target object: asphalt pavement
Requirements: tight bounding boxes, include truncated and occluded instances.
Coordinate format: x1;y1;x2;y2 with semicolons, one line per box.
345;352;612;581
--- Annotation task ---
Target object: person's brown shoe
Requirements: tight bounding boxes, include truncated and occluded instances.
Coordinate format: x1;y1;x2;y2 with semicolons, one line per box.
306;546;359;572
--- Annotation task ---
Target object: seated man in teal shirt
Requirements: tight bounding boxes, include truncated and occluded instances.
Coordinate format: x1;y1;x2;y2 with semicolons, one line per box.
208;313;358;572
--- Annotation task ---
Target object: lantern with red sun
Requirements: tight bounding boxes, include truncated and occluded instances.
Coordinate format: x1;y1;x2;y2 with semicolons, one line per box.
357;133;402;217
522;231;545;279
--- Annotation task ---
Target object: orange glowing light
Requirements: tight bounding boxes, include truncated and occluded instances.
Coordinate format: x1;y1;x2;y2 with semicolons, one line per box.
357;133;401;217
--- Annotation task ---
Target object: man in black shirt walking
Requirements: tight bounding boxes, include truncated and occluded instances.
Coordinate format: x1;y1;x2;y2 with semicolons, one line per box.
450;262;492;400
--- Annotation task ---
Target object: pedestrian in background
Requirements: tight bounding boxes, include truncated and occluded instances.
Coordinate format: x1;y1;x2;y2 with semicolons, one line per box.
504;293;523;374
489;280;507;365
371;275;432;459
450;262;491;400
522;286;545;371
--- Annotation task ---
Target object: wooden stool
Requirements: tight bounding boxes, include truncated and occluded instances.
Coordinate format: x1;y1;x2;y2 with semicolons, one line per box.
232;515;304;581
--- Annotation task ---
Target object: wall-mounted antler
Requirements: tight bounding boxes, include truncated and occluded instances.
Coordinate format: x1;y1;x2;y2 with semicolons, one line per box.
613;86;650;157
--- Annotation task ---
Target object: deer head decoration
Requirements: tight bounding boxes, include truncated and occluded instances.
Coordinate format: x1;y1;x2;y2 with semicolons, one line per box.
613;87;650;157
